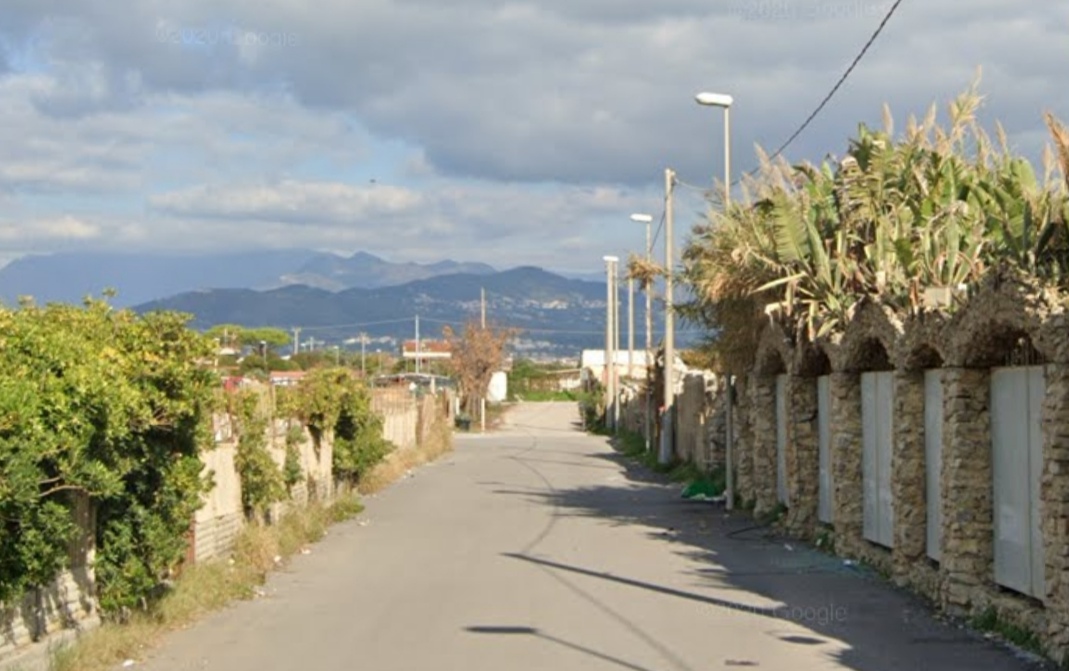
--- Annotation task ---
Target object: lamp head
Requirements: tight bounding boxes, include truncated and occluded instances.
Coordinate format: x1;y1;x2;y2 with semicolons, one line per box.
695;91;733;108
629;213;653;223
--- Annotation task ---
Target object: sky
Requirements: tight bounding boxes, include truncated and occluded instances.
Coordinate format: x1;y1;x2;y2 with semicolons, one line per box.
0;0;1066;276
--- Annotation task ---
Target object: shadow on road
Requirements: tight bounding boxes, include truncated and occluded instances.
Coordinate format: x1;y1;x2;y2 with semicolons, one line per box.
486;420;1052;671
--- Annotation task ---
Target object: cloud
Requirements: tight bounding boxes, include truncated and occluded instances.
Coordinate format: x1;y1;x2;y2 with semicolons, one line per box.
150;180;424;223
0;0;1065;273
0;215;101;243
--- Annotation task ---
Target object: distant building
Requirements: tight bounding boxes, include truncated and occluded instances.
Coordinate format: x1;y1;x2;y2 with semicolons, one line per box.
580;349;655;384
487;371;508;403
269;371;307;387
401;339;452;369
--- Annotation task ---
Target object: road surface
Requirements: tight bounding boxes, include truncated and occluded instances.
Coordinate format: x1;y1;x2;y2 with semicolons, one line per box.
136;402;1049;670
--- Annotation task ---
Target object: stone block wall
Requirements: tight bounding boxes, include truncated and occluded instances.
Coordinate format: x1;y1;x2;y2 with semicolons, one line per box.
674;373;706;465
829;373;865;559
195;443;244;562
1042;364;1069;657
750;377;779;517
939;368;993;614
373;388;419;451
1;384;451;666
734;373;755;507
638;282;1069;663
785;376;819;538
705;377;729;472
0;495;97;662
890;370;935;589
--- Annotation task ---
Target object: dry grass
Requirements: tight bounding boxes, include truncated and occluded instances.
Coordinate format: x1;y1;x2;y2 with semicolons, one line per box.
358;418;454;494
1048;112;1069;190
49;493;363;671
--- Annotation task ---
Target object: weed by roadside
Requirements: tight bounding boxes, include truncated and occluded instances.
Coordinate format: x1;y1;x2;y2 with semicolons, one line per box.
969;607;1045;657
359;418;454;494
605;427;726;493
49;493;363;671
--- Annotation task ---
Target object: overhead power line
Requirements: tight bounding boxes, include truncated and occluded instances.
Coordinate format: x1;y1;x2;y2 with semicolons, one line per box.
733;0;906;185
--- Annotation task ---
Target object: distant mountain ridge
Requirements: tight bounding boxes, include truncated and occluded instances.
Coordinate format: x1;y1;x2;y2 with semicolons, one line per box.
0;250;498;307
282;251;496;291
133;266;655;355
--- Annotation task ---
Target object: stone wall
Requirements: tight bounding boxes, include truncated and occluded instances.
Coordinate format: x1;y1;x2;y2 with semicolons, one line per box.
1042;363;1069;655
785;376;819;538
638;274;1069;663
890;370;933;589
828;372;865;559
1;384;450;667
675;373;708;466
0;495;97;662
373;388;419;451
194;443;244;562
750;376;779;517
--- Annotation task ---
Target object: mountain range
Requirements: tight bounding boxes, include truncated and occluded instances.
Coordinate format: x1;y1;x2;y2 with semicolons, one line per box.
0;250;688;357
135;266;656;356
0;250;497;307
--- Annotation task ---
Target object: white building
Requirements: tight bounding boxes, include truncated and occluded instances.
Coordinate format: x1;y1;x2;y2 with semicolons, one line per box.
580;349;658;384
487;370;509;403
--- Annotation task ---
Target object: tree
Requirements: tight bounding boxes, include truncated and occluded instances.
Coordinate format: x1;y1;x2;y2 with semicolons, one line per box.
204;325;290;349
443;321;514;417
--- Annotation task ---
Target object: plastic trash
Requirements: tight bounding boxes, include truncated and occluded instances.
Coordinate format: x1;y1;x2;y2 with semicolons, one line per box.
680;478;725;502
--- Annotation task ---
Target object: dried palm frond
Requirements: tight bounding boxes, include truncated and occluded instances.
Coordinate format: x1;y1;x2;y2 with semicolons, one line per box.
626;254;664;288
1046;112;1069;191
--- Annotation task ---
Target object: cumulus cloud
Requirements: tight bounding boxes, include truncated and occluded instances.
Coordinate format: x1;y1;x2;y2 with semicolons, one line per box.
0;0;1065;271
150;181;424;223
0;215;101;243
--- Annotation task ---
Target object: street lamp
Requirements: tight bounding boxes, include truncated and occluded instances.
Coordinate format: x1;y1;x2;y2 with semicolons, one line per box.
630;212;654;452
695;91;733;205
696;90;736;509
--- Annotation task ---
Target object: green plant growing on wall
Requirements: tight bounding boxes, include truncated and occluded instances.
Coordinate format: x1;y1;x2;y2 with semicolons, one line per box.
229;389;285;519
0;301;217;616
280;368;394;486
282;423;305;491
680;80;1069;370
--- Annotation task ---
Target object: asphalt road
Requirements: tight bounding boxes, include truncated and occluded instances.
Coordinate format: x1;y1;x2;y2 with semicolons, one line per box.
135;402;1050;671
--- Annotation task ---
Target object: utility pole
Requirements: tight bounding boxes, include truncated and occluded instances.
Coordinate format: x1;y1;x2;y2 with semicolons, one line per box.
660;168;676;465
359;332;368;376
644;219;653;452
628;276;635;379
603;255;618;432
480;287;487;432
613;266;621;431
415;315;421;375
292;327;301;356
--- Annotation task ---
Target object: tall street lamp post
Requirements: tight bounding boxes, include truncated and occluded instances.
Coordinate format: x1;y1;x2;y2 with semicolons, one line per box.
695;91;733;205
696;89;735;507
630;212;654;452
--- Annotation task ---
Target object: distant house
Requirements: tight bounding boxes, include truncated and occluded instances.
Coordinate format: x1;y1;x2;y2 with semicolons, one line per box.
401;339;452;369
580;349;655;384
269;371;307;387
